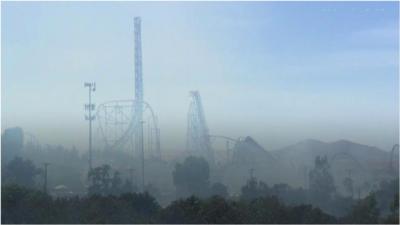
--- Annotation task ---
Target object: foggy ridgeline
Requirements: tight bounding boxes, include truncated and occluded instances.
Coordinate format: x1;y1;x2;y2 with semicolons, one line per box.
1;127;399;224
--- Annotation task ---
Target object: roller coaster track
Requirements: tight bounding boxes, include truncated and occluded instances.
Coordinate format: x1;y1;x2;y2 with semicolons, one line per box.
329;152;365;172
390;144;399;174
96;99;160;157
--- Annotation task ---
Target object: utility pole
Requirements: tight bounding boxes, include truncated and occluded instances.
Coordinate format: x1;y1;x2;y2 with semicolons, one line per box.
84;82;96;171
226;140;230;162
141;120;145;192
127;167;135;192
303;166;309;190
128;168;135;183
346;169;354;198
43;163;50;194
250;168;255;179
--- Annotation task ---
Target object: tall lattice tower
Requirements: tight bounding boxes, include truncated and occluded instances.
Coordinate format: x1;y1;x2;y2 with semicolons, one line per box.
186;91;214;164
134;17;145;191
96;17;161;161
134;17;144;150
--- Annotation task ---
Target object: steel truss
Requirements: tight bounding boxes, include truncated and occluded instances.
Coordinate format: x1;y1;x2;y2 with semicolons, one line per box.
96;99;161;159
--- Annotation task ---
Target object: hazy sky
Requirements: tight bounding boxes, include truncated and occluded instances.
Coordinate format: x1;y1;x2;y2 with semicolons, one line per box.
2;1;399;153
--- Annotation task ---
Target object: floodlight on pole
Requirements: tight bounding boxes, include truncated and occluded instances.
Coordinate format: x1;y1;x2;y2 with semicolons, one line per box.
43;162;50;194
84;82;96;171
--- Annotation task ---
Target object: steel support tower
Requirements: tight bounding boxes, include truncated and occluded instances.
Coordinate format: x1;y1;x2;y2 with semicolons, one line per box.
94;18;161;190
186;91;214;164
134;17;145;192
84;82;96;170
43;162;50;194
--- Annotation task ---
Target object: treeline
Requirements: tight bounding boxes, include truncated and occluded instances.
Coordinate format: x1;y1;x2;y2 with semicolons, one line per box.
2;128;399;223
2;155;399;224
2;184;398;224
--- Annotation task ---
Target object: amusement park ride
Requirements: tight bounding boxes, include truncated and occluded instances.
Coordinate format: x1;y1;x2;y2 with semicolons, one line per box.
94;18;160;161
81;18;400;190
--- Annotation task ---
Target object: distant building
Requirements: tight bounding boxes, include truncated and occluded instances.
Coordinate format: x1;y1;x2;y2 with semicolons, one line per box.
1;127;24;163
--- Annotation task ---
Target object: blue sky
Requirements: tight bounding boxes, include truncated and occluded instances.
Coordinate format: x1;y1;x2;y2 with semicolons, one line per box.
2;1;399;152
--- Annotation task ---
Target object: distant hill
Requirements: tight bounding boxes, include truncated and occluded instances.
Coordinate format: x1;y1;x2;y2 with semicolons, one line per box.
220;136;283;194
231;136;276;164
220;137;397;193
272;139;396;176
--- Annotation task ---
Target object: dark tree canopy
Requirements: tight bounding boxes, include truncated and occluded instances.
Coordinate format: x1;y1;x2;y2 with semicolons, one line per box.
343;176;354;198
2;157;41;188
2;182;398;224
87;164;134;196
309;156;336;201
241;176;270;200
210;182;229;198
343;193;380;224
172;156;210;198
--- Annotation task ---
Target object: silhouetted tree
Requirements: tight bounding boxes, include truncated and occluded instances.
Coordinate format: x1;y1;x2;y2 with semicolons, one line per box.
200;196;243;223
247;196;286;223
110;171;123;195
210;182;229;198
172;156;210;198
3;183;390;224
309;156;336;201
2;185;53;223
121;179;138;194
87;164;128;196
383;193;399;224
343;176;354;198
374;178;399;214
2;157;41;188
287;204;337;223
343;193;380;224
145;183;161;200
241;176;269;200
159;196;204;223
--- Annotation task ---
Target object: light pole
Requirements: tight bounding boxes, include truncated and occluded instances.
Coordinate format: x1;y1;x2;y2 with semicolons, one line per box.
140;120;145;192
250;168;255;179
128;167;135;192
43;162;50;194
84;82;96;171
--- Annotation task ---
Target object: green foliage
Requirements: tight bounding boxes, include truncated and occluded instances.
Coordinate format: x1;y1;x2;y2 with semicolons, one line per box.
343;193;380;224
2;157;41;188
200;196;243;223
2;185;160;224
145;183;161;199
240;176;269;200
1;184;53;223
22;144;86;193
87;164;131;196
287;204;337;223
343;176;354;198
210;182;228;198
159;196;204;223
121;179;138;193
309;156;336;201
240;177;309;207
80;193;160;223
2;179;397;224
160;196;244;223
382;193;399;224
247;196;286;223
172;156;210;198
374;178;399;215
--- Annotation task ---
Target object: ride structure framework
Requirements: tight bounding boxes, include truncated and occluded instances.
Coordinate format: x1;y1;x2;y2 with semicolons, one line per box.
94;18;161;191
